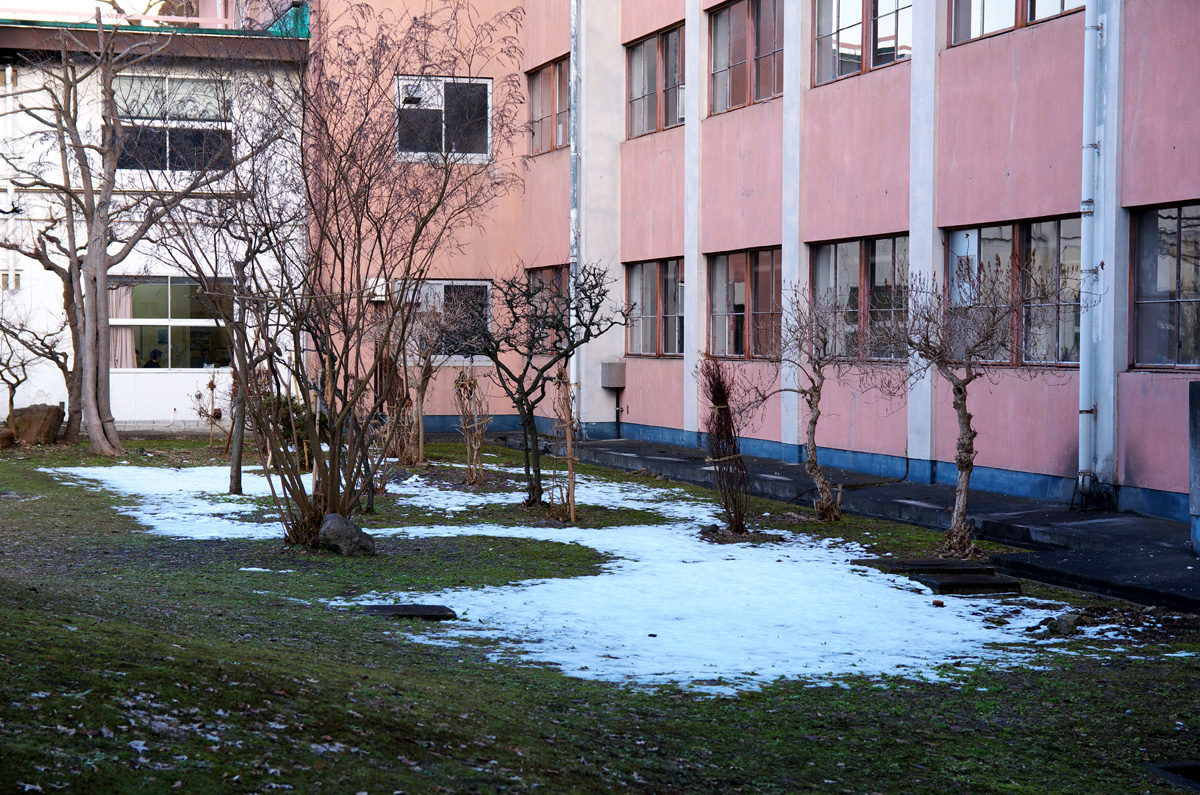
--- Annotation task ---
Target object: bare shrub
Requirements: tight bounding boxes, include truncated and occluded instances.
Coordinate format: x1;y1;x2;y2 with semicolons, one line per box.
700;356;750;535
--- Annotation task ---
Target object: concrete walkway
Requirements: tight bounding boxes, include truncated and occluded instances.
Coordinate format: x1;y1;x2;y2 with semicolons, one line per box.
568;437;1200;614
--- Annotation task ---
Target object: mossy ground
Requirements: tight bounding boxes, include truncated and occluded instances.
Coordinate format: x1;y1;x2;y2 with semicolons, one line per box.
1;439;1198;793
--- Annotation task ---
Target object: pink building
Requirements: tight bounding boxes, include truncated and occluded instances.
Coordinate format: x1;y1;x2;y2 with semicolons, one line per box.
500;0;1200;524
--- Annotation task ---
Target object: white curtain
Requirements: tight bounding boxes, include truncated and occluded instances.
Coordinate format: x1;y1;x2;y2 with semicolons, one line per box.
109;286;136;369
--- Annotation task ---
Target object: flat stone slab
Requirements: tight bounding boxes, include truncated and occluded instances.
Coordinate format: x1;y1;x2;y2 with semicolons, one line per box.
910;574;1022;596
360;604;458;620
852;558;997;576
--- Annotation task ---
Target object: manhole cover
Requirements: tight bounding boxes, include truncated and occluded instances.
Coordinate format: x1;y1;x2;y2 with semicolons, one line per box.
1145;762;1200;791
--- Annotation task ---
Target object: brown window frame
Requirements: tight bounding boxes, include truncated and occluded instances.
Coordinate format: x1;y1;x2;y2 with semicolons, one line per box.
627;25;686;139
625;258;685;357
528;56;569;156
813;0;912;88
949;0;1084;47
810;234;910;360
944;217;1082;366
709;0;783;116
1131;202;1200;370
707;247;781;359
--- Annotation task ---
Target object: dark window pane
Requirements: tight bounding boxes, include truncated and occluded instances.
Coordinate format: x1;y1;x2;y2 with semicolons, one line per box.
442;284;490;356
131;279;170;319
397;107;443;154
118;125;167;170
168;128;233;171
445;82;489;155
1181;301;1200;365
1134;301;1175;366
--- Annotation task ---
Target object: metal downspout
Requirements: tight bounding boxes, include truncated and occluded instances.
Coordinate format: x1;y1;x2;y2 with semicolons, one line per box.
568;0;582;437
1078;0;1101;496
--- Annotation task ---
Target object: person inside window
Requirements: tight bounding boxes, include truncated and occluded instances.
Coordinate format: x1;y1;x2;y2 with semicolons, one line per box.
144;349;163;368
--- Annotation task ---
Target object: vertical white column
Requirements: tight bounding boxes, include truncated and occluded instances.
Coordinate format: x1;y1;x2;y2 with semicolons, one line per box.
1090;0;1125;487
682;0;705;437
905;0;943;481
778;0;807;461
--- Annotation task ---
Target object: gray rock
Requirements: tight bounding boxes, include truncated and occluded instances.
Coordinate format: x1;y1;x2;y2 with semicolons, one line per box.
317;513;376;557
10;404;64;445
1048;613;1082;636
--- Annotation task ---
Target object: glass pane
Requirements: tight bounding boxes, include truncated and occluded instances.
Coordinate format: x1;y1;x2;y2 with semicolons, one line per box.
755;0;774;57
444;82;489;155
169;280;203;319
816;0;835;37
662;260;681;315
874;12;897;66
729;252;747;314
168;128;232;171
1058;301;1080;363
1026;221;1056;295
775;43;784;92
982;0;1015;34
644;40;657;95
815;34;836;85
1134;209;1169;300
1029;0;1065;22
838;24;863;77
114;76;166;119
712;72;729;114
980;225;1013;270
896;5;912;59
117;126;167;171
710;255;729;313
952;0;980;43
177;326;232;369
1181;301;1200;366
755;55;774;100
131;279;170;319
712;8;729;72
133;326;170;369
397;107;442;154
169;79;229;121
729;61;749;107
1134;301;1175;366
836;241;859;309
730;1;748;64
643;92;658;134
1023;303;1055;362
1059;217;1082;302
1181;205;1200;299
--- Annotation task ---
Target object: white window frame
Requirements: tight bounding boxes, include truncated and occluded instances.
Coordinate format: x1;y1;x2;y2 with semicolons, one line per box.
114;75;233;173
395;75;493;164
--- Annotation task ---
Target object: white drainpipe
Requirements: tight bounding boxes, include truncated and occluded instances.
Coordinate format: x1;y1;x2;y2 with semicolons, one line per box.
568;0;582;435
1078;0;1101;494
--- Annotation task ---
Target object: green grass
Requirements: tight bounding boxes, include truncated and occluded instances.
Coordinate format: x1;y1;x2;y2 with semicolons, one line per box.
1;439;1198;794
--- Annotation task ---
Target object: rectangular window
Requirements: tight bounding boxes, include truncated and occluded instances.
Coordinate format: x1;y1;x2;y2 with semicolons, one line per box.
815;1;910;85
812;236;908;358
1022;218;1081;364
625;259;684;357
952;0;1083;45
1134;204;1200;368
627;262;658;355
708;248;780;358
530;58;570;155
109;276;232;369
628;26;685;138
115;76;232;172
711;0;778;114
867;236;909;358
397;76;491;160
872;1;913;67
753;0;784;100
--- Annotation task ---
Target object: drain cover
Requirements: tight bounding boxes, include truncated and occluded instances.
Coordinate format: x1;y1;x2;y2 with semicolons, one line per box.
1145;762;1200;791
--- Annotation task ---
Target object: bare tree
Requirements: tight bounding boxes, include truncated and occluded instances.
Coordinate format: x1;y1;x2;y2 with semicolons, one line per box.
747;286;858;522
452;264;628;506
699;356;751;535
157;1;524;544
0;14;274;454
868;250;1074;556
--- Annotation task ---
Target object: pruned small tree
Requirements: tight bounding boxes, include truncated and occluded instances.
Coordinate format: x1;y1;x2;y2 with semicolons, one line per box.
451;264;628;506
156;1;524;543
700;355;750;535
868;250;1074;556
453;364;490;486
748;285;857;521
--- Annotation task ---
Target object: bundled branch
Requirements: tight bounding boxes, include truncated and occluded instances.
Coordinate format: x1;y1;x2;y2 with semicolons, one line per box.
700;356;750;535
547;365;578;522
453;365;490;486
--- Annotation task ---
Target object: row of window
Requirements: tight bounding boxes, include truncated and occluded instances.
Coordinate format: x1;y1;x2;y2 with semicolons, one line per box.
527;0;1084;152
623;204;1200;369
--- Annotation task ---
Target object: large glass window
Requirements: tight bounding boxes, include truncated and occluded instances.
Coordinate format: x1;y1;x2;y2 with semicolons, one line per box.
530;58;569;155
711;1;779;114
396;76;491;160
115;76;232;172
815;1;910;85
709;248;780;358
951;0;1083;45
628;38;658;138
625;259;684;357
109;277;231;369
812;236;909;358
1134;204;1200;368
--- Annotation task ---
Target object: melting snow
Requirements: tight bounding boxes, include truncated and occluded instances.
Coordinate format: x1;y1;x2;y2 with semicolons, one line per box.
44;463;1142;692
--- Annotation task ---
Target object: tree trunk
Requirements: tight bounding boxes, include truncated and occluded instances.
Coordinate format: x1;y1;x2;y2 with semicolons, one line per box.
804;377;841;522
522;410;543;506
945;377;978;557
59;271;84;444
229;386;246;495
62;366;82;444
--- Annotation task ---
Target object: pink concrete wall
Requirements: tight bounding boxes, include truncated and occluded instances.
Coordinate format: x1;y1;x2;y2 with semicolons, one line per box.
814;370;908;457
621;127;686;262
937;12;1083;228
700;100;784;253
1117;372;1199;494
1121;0;1200;208
931;372;1079;477
523;149;572;268
620;357;685;430
802;64;910;242
621;0;685;43
524;0;569;70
